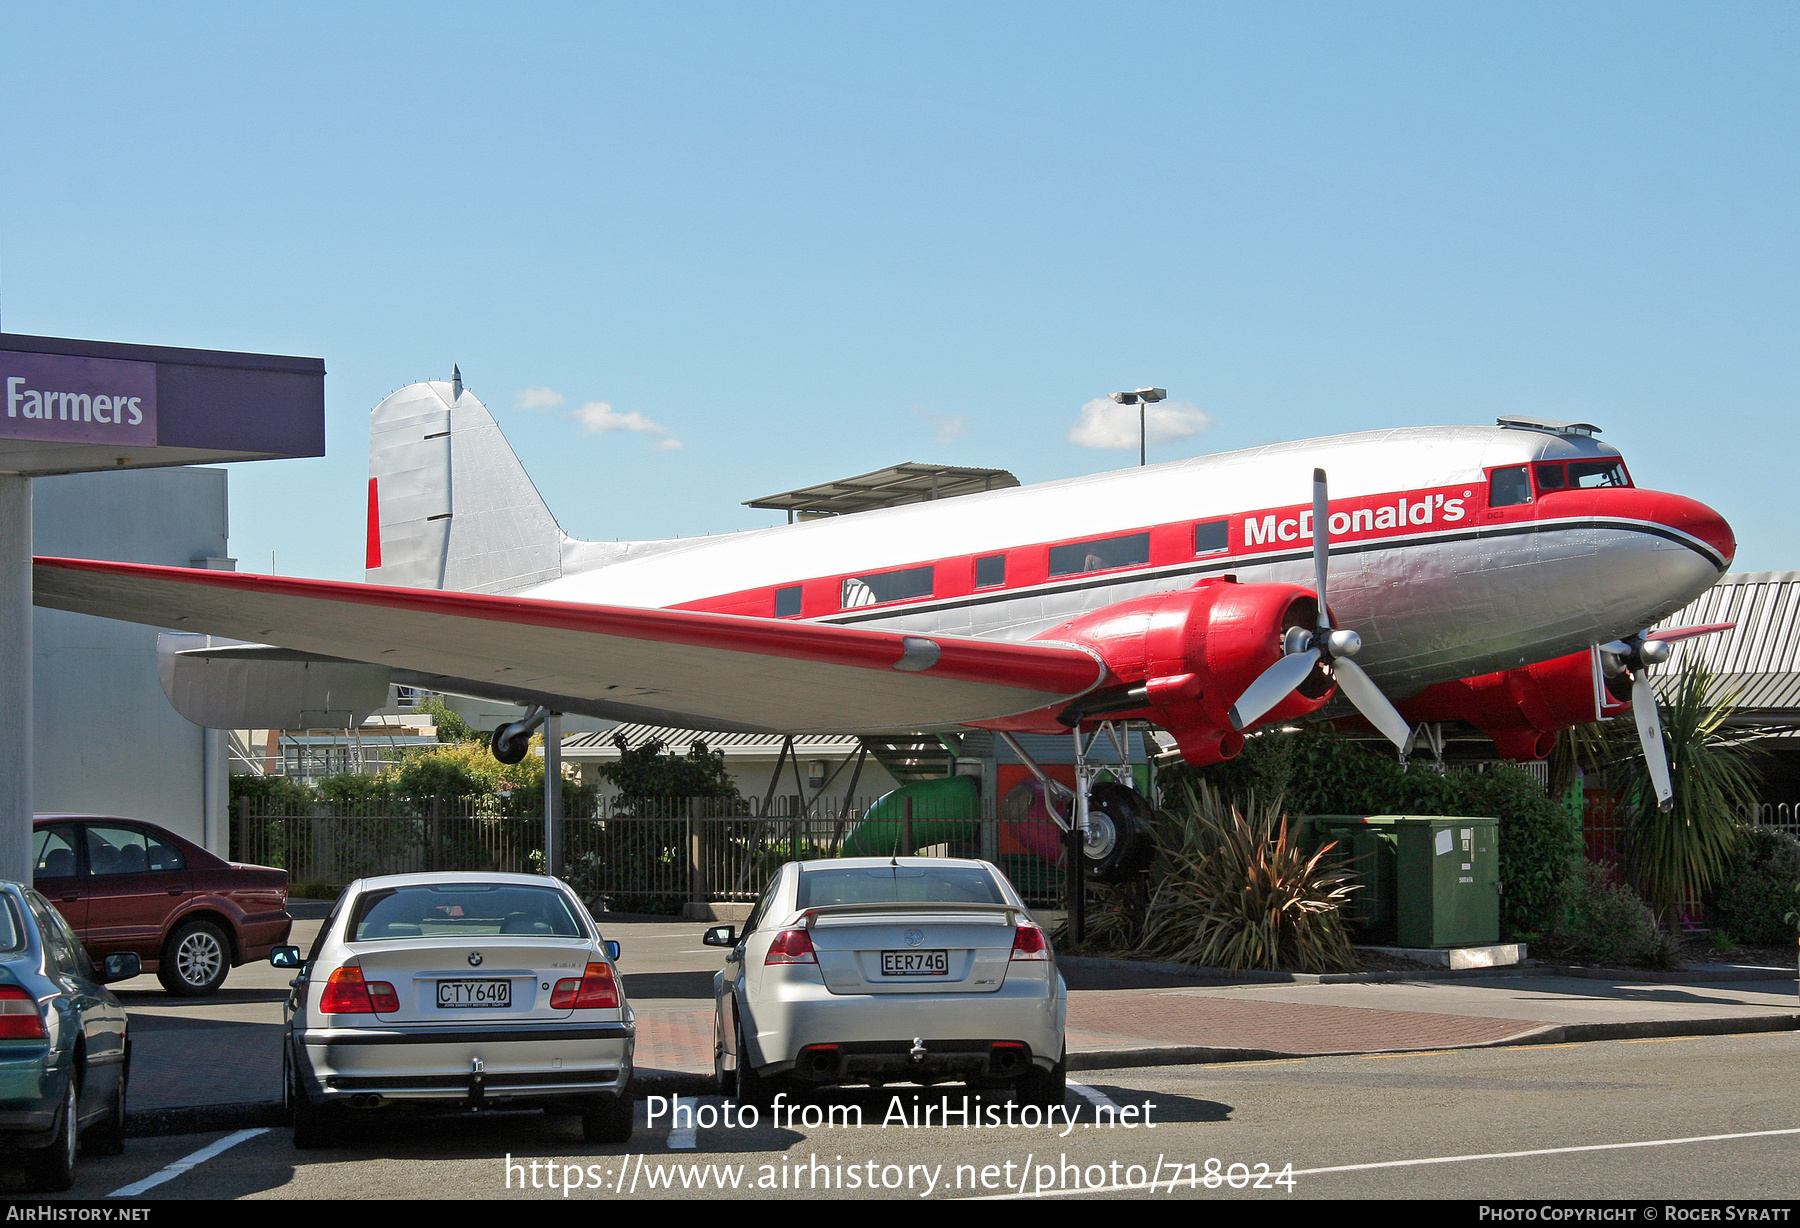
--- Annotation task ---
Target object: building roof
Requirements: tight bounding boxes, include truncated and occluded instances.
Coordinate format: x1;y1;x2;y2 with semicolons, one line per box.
744;462;1020;518
1653;572;1800;722
560;723;866;759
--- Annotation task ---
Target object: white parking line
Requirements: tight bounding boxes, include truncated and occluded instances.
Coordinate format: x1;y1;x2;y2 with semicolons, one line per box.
972;1125;1800;1198
1067;1082;1121;1114
666;1097;697;1149
108;1128;270;1197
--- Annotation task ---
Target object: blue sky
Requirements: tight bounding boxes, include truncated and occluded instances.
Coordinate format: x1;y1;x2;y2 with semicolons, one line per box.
2;3;1795;578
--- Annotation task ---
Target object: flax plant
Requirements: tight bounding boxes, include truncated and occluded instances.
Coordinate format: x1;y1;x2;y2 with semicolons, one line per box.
1617;663;1759;921
1133;781;1359;973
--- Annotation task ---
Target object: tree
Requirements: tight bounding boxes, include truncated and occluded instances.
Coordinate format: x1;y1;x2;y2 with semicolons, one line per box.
596;735;745;813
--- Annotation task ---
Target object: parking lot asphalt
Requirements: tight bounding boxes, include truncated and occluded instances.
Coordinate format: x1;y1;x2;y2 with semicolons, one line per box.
112;909;1799;1122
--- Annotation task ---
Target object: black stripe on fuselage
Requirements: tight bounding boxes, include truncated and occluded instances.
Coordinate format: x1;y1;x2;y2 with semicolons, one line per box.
818;516;1725;628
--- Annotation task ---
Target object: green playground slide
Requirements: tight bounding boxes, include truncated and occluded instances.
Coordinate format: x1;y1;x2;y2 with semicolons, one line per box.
839;775;981;857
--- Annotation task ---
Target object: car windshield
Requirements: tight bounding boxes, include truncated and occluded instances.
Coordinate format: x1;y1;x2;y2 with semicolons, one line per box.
348;884;588;942
797;866;1005;907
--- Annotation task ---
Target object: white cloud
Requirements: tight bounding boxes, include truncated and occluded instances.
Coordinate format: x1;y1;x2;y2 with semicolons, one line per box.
513;386;565;410
1068;397;1212;450
569;400;684;450
915;406;970;446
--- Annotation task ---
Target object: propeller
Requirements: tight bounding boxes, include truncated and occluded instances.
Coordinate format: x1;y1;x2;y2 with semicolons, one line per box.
1228;468;1413;750
1597;622;1736;811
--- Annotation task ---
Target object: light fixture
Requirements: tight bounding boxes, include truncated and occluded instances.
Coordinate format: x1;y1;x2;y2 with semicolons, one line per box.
1109;388;1169;466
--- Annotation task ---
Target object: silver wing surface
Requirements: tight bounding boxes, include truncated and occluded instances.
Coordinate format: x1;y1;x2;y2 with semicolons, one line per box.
33;557;1104;734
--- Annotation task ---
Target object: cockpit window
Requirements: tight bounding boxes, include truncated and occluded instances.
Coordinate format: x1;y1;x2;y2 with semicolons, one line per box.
1566;460;1631;489
1489;465;1532;508
1534;463;1567;491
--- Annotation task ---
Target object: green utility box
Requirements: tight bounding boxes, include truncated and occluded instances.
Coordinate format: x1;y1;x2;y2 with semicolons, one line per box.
1309;815;1500;948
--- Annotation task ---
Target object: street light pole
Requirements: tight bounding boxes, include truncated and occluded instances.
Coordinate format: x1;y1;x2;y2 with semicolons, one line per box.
1109;387;1168;467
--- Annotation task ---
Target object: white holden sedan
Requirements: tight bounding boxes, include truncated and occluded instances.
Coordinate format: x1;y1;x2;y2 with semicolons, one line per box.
706;857;1066;1106
274;872;634;1148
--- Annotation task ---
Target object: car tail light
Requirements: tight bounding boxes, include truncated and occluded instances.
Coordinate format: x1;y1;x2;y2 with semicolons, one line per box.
320;966;376;1014
764;929;817;965
1010;925;1050;961
0;985;46;1040
366;981;400;1013
550;962;619;1010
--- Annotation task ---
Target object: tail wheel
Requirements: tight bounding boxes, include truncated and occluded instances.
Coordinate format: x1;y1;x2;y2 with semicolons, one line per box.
1082;782;1156;883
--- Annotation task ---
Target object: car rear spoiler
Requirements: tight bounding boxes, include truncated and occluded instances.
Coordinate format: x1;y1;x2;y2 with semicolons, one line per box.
797;903;1025;931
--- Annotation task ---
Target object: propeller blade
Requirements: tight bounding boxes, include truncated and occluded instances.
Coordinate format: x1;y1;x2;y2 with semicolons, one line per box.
1631;671;1674;811
1312;468;1331;632
1332;655;1413;751
1644;622;1736;645
1228;648;1322;731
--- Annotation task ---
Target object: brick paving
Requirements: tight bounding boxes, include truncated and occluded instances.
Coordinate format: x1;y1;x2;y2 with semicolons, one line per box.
1064;992;1549;1055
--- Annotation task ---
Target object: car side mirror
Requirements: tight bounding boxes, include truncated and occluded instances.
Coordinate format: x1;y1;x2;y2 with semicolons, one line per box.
604;940;621;961
101;952;140;983
269;946;303;969
702;925;736;947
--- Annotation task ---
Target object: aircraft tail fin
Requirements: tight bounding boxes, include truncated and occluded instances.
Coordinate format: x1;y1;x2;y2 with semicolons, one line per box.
366;373;564;593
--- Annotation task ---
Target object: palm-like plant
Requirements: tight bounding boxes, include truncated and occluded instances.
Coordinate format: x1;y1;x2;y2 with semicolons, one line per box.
1133;781;1359;973
1609;662;1759;921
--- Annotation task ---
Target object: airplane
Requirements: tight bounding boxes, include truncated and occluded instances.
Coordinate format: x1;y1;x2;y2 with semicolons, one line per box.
31;378;1736;872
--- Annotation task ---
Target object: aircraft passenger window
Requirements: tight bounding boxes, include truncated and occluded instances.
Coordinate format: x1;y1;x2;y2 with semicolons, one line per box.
1535;464;1567;491
1489;466;1532;508
1048;532;1151;578
975;555;1006;588
1567;460;1631;489
775;586;802;617
1194;520;1228;554
840;565;933;609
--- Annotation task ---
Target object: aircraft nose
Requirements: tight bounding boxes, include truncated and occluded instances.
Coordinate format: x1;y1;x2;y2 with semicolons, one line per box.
1647;491;1736;570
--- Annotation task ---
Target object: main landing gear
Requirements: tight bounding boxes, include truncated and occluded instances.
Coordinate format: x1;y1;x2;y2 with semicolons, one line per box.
998;722;1157;883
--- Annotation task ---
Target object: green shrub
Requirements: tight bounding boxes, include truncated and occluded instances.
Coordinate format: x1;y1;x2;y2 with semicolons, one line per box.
1551;861;1662;965
1705;826;1800;946
1173;727;1580;939
1131;781;1359;973
228;773;314;813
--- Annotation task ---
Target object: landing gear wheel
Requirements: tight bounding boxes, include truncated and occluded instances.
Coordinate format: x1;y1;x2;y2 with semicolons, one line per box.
582;1096;634;1145
733;1014;781;1108
85;1053;126;1157
490;724;531;765
1014;1052;1067;1109
158;919;230;996
25;1077;77;1192
1082;782;1156;883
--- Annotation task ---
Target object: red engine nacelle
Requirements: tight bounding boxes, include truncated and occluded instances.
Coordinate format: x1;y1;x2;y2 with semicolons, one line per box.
1400;646;1631;760
978;577;1333;766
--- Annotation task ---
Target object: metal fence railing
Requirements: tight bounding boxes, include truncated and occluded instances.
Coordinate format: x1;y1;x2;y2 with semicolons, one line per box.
232;794;1070;912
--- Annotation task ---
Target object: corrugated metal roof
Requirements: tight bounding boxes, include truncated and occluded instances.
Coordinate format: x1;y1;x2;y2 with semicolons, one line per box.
1651;573;1800;719
561;723;864;759
744;463;1020;516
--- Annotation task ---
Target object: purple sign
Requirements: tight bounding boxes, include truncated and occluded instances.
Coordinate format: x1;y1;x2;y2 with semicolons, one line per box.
0;350;157;446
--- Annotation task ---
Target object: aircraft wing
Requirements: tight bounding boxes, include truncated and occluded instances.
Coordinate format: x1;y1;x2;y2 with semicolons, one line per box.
33;557;1105;734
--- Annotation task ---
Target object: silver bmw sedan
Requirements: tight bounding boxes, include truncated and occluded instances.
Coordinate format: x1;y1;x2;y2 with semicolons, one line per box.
275;872;634;1148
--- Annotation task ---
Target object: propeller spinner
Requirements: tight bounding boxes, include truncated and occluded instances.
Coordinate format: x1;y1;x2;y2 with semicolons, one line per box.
1598;622;1735;811
1227;469;1413;750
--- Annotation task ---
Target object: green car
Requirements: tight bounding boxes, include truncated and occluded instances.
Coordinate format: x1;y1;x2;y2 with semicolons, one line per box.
0;881;138;1191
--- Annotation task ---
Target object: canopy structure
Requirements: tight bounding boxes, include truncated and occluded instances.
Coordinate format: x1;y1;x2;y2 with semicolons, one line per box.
745;462;1019;521
0;332;326;881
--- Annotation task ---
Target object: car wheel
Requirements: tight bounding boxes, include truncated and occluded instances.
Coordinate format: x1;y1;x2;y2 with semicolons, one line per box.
1083;782;1156;883
713;1014;732;1096
1014;1052;1067;1109
158;919;231;996
25;1077;77;1192
289;1049;334;1151
84;1054;127;1157
581;1095;634;1145
733;1013;780;1108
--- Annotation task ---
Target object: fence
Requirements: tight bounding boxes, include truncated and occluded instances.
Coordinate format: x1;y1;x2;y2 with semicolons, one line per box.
232;794;1070;912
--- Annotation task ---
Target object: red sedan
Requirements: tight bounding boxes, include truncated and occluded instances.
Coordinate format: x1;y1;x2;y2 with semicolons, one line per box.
32;815;292;996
